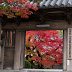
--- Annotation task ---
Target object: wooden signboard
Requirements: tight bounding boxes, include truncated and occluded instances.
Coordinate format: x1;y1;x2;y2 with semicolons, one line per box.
68;28;72;59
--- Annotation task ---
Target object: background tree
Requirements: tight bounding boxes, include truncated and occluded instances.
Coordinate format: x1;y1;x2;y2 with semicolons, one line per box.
0;0;41;18
25;30;63;69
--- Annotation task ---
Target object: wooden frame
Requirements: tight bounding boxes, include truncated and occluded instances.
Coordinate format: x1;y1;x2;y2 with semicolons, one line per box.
0;8;72;71
1;20;69;71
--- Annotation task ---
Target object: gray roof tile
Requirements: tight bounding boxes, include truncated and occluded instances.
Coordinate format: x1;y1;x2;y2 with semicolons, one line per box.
30;0;72;8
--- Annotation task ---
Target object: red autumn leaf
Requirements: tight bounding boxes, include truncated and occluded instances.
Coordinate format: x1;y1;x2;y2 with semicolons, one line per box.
25;30;63;68
0;0;38;18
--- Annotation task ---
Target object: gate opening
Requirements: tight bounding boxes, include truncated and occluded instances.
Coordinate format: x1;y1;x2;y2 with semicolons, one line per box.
25;30;63;69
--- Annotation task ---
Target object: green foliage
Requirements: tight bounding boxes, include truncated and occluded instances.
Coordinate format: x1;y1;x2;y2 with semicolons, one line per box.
59;30;63;35
31;63;39;69
25;60;31;68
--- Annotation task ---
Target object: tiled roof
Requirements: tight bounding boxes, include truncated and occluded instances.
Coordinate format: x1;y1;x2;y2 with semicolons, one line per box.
1;0;72;8
35;0;72;8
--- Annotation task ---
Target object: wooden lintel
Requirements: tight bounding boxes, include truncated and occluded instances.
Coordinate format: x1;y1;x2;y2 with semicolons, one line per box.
2;20;69;30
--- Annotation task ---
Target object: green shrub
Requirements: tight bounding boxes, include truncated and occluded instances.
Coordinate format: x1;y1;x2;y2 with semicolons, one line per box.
25;60;31;68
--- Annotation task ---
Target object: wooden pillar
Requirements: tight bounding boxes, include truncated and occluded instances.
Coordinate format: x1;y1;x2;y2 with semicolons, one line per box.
20;31;26;69
1;30;6;69
0;18;4;69
63;29;67;71
14;31;26;70
0;19;1;61
1;42;5;69
0;18;2;69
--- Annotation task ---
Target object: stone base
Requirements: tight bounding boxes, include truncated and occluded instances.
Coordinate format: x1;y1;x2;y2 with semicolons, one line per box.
0;70;71;72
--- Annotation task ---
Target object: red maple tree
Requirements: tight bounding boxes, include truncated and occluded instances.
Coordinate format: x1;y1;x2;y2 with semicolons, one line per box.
0;0;38;18
25;30;63;68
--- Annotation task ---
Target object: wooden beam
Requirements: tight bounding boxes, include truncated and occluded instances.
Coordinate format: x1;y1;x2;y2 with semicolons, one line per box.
2;20;69;30
39;7;72;12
